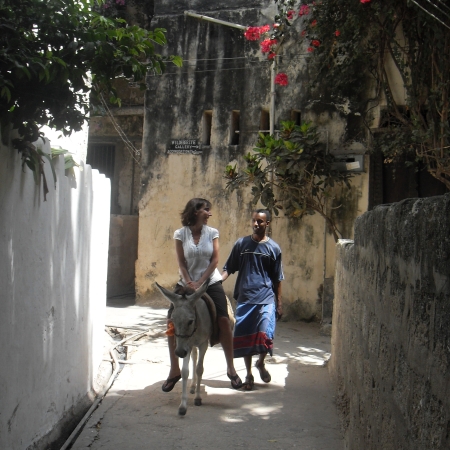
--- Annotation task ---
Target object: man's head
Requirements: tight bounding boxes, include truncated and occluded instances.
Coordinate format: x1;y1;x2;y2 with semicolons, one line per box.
252;209;271;237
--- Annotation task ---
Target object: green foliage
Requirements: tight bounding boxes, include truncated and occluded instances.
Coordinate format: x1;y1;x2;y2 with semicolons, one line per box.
0;0;181;142
297;0;450;189
51;147;82;172
9;140;81;201
224;121;353;241
0;0;181;194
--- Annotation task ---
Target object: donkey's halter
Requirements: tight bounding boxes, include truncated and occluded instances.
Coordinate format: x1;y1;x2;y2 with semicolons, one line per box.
174;307;198;339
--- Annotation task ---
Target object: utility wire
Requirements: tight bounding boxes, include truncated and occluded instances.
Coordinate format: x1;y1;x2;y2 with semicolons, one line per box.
409;0;450;30
435;0;450;14
420;0;450;20
99;92;142;166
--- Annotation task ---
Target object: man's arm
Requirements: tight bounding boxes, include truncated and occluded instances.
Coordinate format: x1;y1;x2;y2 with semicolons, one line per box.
221;239;241;282
274;281;282;320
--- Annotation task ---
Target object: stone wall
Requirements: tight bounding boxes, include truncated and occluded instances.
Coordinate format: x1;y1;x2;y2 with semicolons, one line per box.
330;194;450;449
0;136;111;449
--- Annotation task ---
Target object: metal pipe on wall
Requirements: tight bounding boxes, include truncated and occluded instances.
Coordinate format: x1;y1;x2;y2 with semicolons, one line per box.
270;60;276;135
184;11;247;30
322;130;329;322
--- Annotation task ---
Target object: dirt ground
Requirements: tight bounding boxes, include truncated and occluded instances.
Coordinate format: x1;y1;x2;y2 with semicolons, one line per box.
70;300;344;450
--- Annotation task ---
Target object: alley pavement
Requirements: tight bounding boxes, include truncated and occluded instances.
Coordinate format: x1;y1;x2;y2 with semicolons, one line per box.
71;298;343;450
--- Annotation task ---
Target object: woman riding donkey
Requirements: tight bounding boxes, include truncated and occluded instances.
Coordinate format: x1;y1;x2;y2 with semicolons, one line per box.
162;198;243;392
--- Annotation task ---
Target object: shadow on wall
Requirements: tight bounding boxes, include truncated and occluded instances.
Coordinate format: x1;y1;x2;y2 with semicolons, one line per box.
107;215;139;298
285;299;318;322
0;136;110;450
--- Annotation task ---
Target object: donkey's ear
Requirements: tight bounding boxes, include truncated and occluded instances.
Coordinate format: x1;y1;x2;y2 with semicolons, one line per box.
186;280;209;303
155;282;183;305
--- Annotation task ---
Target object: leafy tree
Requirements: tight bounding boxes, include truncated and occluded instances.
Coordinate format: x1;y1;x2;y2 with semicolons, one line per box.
224;121;353;242
0;0;181;194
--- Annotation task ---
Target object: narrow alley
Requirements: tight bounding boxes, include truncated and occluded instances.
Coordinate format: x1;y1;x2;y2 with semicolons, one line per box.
70;300;343;450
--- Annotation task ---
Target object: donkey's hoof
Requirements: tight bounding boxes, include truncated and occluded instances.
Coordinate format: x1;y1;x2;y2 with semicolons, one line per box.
194;398;202;406
178;406;187;416
190;387;195;394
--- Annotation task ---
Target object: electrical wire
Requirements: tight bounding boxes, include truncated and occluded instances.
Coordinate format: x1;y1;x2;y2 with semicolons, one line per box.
420;0;450;20
409;0;450;30
98;92;142;166
435;0;450;13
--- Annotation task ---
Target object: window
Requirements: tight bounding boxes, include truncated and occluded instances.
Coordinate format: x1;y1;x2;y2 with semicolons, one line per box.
202;110;213;145
86;144;115;180
260;109;270;135
229;110;240;145
291;110;301;126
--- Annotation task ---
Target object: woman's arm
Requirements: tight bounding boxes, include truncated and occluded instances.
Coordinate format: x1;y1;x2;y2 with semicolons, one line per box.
188;238;219;290
175;239;192;284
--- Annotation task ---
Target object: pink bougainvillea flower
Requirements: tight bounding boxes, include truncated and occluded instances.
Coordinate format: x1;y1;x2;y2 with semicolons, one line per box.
312;39;320;47
307;47;314;52
301;30;307;37
268;52;276;60
273;23;280;28
299;4;310;16
287;10;295;20
244;26;261;41
260;39;278;53
360;0;371;3
311;19;317;27
274;73;288;86
335;30;341;36
259;24;271;33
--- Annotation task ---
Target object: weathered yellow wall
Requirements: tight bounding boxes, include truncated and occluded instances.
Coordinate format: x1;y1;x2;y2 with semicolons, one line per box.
134;4;371;318
135;149;370;319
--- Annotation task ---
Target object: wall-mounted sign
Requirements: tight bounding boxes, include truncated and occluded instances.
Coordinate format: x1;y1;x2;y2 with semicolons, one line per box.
167;139;202;155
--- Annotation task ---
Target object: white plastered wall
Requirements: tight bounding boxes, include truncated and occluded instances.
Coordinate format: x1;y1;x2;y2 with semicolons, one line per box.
0;134;110;449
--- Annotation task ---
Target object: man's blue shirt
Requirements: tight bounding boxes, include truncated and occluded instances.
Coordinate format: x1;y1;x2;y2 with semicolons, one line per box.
223;236;284;305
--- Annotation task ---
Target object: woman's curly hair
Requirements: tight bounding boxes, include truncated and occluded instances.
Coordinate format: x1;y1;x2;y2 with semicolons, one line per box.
181;198;212;226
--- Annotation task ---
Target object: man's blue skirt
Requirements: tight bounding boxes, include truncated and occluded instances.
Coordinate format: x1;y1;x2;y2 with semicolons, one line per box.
233;302;276;358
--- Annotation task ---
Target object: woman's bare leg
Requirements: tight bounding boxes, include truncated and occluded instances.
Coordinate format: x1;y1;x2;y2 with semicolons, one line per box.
218;316;238;377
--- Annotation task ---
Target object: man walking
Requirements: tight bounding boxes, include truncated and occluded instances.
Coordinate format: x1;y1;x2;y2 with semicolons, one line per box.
222;209;284;390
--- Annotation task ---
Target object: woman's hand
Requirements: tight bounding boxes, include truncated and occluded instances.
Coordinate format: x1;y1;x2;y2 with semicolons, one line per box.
186;280;202;290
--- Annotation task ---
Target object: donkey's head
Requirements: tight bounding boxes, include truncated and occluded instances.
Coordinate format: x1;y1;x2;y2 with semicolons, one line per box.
155;281;209;358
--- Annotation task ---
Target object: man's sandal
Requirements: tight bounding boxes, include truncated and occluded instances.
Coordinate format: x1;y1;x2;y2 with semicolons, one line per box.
255;361;271;383
161;374;181;392
243;374;254;391
227;372;243;389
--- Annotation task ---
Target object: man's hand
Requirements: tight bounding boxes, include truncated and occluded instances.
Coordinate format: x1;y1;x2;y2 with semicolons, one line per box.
276;302;283;321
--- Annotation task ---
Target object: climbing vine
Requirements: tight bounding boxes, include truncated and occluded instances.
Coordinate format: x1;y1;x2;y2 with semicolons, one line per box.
242;0;450;189
301;0;450;188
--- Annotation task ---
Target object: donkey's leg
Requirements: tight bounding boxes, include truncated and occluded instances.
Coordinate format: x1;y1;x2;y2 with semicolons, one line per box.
194;341;208;406
179;351;191;416
190;346;198;394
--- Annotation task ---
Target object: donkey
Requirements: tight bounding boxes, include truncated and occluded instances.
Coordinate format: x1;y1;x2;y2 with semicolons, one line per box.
155;281;212;416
